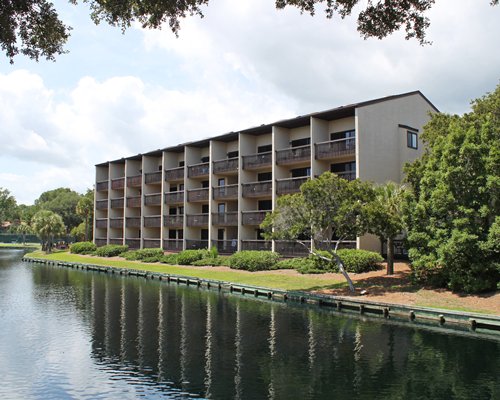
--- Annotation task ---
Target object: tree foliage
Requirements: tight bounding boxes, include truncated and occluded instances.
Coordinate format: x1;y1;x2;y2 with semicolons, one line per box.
404;84;500;293
0;187;17;224
35;188;83;232
76;189;94;241
31;209;66;252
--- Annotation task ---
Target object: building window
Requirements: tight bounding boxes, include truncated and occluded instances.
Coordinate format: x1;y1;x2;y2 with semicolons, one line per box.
290;137;310;147
330;130;355;141
407;131;418;149
258;144;272;153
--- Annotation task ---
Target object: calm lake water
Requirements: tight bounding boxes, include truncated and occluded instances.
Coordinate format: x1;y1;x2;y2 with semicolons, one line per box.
0;249;499;400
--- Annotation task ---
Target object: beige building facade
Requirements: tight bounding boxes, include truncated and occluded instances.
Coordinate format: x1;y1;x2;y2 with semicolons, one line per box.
94;91;438;256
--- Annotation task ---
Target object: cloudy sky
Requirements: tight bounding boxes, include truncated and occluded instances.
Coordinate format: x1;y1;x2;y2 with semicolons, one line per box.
0;0;499;204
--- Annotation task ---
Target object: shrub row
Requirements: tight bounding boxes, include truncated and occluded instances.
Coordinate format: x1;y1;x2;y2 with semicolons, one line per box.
70;241;96;255
94;244;129;257
227;251;280;272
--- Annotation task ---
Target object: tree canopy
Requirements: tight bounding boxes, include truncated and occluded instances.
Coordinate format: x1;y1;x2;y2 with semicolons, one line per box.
35;187;83;232
31;209;66;252
4;0;498;63
0;188;17;225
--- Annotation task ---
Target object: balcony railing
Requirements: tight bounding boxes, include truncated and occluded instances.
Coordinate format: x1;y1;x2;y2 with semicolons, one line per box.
276;176;309;195
144;193;161;206
185;239;209;250
242;180;272;198
95;238;107;247
211;240;238;254
213;157;238;174
126;217;141;228
164;215;184;228
276;145;311;165
110;198;124;209
165;167;184;181
96;180;108;192
127;175;142;188
212;184;238;200
315;138;355;160
241;211;268;225
242;152;272;170
164;191;184;204
145;171;162;184
241;240;272;251
187;162;209;178
95;218;107;229
144;238;161;249
163;239;183;252
125;238;141;249
316;240;356;250
96;200;108;210
187;188;209;202
111;177;125;190
275;240;311;257
186;214;209;227
109;238;123;245
335;171;356;181
212;212;238;226
126;196;141;208
144;215;161;228
109;218;123;229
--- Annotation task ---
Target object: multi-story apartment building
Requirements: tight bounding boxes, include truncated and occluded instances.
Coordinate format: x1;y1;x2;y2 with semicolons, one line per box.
94;91;438;256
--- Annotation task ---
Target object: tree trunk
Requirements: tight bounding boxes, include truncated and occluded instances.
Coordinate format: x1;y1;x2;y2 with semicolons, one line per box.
386;237;394;275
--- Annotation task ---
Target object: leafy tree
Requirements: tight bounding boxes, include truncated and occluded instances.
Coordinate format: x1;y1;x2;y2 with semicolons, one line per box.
35;188;83;232
70;222;86;241
366;182;406;275
31;210;66;252
262;172;374;291
0;188;18;225
76;189;94;241
4;0;498;63
14;221;33;245
404;84;500;293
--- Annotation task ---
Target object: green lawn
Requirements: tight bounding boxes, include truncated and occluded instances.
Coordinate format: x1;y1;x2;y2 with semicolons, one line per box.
0;243;40;249
25;250;346;292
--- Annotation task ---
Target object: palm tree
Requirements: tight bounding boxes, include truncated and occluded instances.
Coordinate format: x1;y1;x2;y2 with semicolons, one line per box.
15;221;32;244
76;190;93;241
31;210;66;253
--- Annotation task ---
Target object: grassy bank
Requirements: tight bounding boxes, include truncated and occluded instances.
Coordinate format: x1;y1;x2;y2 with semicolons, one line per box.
0;243;40;249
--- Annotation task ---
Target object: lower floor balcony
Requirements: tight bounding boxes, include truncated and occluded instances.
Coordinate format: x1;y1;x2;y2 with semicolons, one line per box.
185;239;209;250
144;215;161;228
275;240;311;257
126;217;141;228
186;214;209;227
109;218;123;229
163;239;183;252
95;238;107;247
144;238;161;248
336;171;356;181
240;240;272;251
241;211;268;225
212;240;238;254
212;212;238;226
164;215;184;228
125;238;141;249
109;238;123;245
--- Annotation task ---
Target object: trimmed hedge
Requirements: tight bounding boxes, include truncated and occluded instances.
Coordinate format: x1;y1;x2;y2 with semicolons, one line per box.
303;249;383;274
228;251;279;271
275;257;313;270
161;254;179;264
70;241;96;255
176;249;210;265
93;244;128;257
191;256;229;266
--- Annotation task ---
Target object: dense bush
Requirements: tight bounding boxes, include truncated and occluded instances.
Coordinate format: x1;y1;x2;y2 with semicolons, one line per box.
228;251;279;271
93;244;128;257
70;241;96;254
121;250;139;261
274;257;311;270
176;249;210;265
141;255;163;263
298;249;383;274
161;254;178;264
191;256;229;266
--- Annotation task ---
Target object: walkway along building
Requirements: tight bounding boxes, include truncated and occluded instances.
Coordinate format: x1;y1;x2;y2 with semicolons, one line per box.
94;91;438;256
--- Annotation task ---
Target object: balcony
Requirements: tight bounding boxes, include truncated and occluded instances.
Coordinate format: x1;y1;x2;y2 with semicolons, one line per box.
109;238;123;245
336;171;356;181
212;240;238;254
96;200;108;210
317;240;356;251
185;239;209;250
109;218;123;229
315;137;355;160
276;145;311;165
96;180;108;192
126;217;141;228
187;188;209;202
186;214;209;227
144;238;161;248
212;184;238;200
95;218;107;229
127;174;142;188
187;162;209;178
241;240;272;251
242;152;272;170
144;215;161;228
275;240;311;257
164;215;184;228
110;198;124;209
95;238;107;247
125;238;141;249
126;196;141;208
111;177;125;190
163;239;183;252
241;211;268;226
213;157;238;174
242;180;272;198
164;191;184;205
145;171;162;184
212;212;238;226
144;193;162;206
276;177;309;195
165;167;184;181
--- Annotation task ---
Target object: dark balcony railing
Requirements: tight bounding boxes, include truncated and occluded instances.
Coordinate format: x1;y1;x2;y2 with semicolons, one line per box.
109;218;123;229
213;157;238;174
96;180;108;192
111;177;125;190
144;238;161;248
164;215;184;227
126;238;141;249
276;145;311;165
95;218;107;229
212;184;238;200
95;238;107;247
144;215;161;228
315;138;355;160
275;240;311;257
335;171;356;181
164;191;184;204
127;175;142;188
187;188;209;202
186;214;209;227
317;240;356;251
212;212;238;226
276;177;309;195
241;240;272;251
212;240;238;254
126;196;141;208
242;180;272;198
187;162;209;178
96;200;108;210
110;198;124;209
163;239;183;252
109;238;123;245
126;217;141;228
144;193;161;206
185;239;209;250
165;167;184;181
242;152;272;170
145;171;162;184
241;211;268;225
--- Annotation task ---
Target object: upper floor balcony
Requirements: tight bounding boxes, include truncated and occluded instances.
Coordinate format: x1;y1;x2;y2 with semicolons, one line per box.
242;151;272;170
96;180;108;192
164;191;184;205
164;215;184;228
144;238;161;248
111;177;125;190
110;197;124;209
213;184;238;200
241;211;268;226
242;180;272;198
145;171;162;184
315;137;355;160
213;157;238;174
144;193;162;206
127;175;142;188
95;218;107;229
276;176;309;195
144;215;161;228
126;195;141;208
186;213;209;227
276;145;311;166
96;200;108;210
188;162;209;179
187;188;209;202
212;212;238;226
165;166;184;182
126;217;141;228
109;217;123;229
